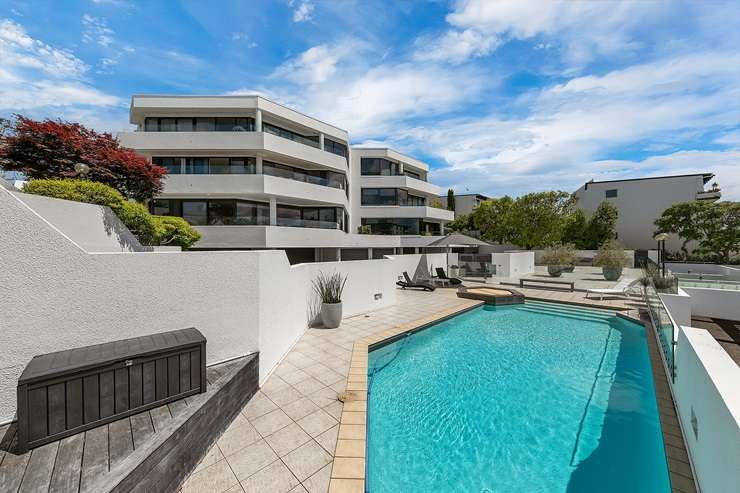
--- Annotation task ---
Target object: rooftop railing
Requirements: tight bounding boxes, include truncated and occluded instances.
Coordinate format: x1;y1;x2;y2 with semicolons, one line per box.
641;263;677;381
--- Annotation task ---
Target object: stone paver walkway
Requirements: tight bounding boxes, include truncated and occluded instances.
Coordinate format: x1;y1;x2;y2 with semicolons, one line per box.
179;289;475;493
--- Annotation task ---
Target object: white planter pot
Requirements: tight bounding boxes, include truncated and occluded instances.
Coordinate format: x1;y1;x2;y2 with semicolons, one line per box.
321;302;343;329
449;267;459;277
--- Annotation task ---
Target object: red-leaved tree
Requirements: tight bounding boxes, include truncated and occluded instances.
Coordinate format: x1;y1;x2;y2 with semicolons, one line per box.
0;115;165;201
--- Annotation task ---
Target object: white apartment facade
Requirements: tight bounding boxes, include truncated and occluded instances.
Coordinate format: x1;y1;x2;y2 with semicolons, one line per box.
442;193;489;217
118;95;453;262
573;173;721;251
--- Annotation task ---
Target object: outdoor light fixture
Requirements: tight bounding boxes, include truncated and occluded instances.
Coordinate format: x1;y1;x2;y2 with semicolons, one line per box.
74;162;90;176
654;233;669;277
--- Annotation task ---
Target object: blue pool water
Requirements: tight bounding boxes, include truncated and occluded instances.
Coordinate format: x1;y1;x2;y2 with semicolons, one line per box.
367;301;671;493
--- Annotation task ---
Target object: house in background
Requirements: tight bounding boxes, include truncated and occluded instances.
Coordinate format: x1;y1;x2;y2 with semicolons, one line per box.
118;95;454;263
573;173;721;251
443;193;489;217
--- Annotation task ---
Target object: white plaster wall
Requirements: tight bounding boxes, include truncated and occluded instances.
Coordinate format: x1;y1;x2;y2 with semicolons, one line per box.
659;288;692;327
16;192;145;252
682;287;740;320
0;188;277;422
673;326;740;493
573;175;707;251
491;252;535;278
385;254;448;281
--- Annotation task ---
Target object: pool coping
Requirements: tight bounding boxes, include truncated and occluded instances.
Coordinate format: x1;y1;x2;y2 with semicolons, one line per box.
328;298;692;493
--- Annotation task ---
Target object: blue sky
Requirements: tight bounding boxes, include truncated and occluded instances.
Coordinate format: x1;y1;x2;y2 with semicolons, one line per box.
1;0;739;198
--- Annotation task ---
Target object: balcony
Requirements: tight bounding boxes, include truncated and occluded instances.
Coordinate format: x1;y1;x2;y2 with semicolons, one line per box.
359;175;441;197
696;189;721;201
159;174;348;206
359;205;454;222
118;131;347;171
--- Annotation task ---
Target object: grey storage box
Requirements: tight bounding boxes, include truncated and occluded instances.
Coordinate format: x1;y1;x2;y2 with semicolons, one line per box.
17;328;206;453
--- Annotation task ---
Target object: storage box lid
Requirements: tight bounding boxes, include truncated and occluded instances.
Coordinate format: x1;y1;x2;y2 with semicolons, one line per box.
19;328;205;384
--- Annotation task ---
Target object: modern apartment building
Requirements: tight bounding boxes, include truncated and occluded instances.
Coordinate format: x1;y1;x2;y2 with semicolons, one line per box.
442;193;489;217
118;95;453;262
573;173;721;251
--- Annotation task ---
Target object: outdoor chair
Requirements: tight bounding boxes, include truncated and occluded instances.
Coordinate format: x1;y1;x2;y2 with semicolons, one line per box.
585;278;640;300
435;267;463;286
396;272;436;291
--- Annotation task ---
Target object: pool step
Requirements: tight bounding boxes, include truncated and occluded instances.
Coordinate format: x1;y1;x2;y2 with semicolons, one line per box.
517;304;613;324
524;300;615;319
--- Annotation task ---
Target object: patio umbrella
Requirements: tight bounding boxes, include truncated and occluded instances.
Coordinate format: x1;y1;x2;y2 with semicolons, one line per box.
428;233;490;271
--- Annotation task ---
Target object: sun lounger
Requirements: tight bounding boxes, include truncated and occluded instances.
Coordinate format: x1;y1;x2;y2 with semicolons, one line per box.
585;278;639;300
396;271;436;291
435;267;463;286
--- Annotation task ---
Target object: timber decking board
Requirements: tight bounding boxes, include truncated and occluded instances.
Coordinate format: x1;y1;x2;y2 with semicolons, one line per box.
0;356;256;493
17;441;57;493
48;435;84;493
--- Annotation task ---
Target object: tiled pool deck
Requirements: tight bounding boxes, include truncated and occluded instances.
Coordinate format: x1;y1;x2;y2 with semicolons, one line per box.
181;287;693;493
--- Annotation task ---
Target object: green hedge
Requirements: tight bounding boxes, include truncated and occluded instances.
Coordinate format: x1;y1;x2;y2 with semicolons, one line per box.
23;179;201;249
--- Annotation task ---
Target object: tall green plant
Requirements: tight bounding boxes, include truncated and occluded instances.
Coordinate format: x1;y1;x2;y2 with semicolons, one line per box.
584;201;618;248
593;239;630;269
447;189;455;211
312;272;347;304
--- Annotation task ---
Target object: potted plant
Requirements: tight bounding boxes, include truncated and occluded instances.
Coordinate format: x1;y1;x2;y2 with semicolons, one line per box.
449;264;460;277
312;272;348;329
594;239;630;281
542;244;577;277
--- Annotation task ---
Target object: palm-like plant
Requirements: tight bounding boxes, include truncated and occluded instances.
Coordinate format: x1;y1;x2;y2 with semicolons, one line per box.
312;272;347;304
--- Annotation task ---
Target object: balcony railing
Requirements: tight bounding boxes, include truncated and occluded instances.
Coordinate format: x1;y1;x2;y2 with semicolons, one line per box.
641;264;677;381
276;217;340;229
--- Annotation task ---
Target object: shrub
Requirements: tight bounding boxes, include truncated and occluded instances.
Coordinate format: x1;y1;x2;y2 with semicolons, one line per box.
357;225;372;234
1;115;165;201
22;178;200;249
152;215;201;249
593;239;630;269
542;243;577;265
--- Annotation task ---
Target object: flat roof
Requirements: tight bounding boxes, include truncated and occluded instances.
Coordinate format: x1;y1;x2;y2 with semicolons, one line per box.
584;172;714;187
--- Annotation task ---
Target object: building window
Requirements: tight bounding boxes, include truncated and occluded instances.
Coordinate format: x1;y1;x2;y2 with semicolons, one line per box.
152;157;181;174
360;158;399;176
404;169;422;181
264;160;346;189
262;122;320;148
175;157;255;174
605;189;618;198
182;201;207;225
142;117;254;132
324;138;348;158
361;188;426;206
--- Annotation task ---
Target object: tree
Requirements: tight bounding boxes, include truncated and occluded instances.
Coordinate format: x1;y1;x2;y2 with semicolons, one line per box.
446;213;472;232
656;201;740;263
0;115;165;201
446;189;455;211
508;191;574;249
584;201;618;249
472;196;515;244
654;202;705;256
562;209;588;248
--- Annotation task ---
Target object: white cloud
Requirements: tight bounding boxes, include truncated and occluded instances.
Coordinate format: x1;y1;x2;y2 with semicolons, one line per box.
82;14;114;48
414;29;499;64
0;18;122;123
269;41;487;136
291;1;314;23
0;19;87;78
379;50;739;198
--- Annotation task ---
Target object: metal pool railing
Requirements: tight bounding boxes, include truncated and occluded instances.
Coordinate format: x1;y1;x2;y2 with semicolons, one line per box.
641;267;678;381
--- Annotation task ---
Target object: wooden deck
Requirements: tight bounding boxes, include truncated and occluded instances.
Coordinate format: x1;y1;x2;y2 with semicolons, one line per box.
0;360;247;493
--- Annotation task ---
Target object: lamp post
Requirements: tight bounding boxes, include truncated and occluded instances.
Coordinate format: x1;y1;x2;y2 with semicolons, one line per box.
654;233;668;277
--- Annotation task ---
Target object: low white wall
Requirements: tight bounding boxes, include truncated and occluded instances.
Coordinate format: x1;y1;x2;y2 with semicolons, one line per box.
385;253;448;281
682;287;740;321
0;188;446;422
659;288;692;328
491;252;535;278
16;191;146;252
673;326;740;493
667;262;740;281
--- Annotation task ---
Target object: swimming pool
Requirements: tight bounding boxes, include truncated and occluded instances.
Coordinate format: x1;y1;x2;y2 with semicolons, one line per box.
367;301;671;493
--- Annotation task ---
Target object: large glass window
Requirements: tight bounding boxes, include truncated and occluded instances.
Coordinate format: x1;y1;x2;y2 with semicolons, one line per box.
236;201;270;225
264;160;346;189
208;157;230;174
263;122;320;148
361;188;424;206
185;158;209;174
152;157;181;174
208;200;236;225
143;117;255;132
361;218;422;235
324;138;348;158
179;157;255;174
182;201;207;225
404;169;422;180
360;158;399;176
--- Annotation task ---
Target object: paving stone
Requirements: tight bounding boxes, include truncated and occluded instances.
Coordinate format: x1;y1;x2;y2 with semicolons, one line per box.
264;423;312;457
218;421;262;457
181;459;238;493
282;440;332;482
281;397;321;422
226;440;278;481
240;459;300;493
302;462;332;493
250;409;293;437
297;409;338;438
